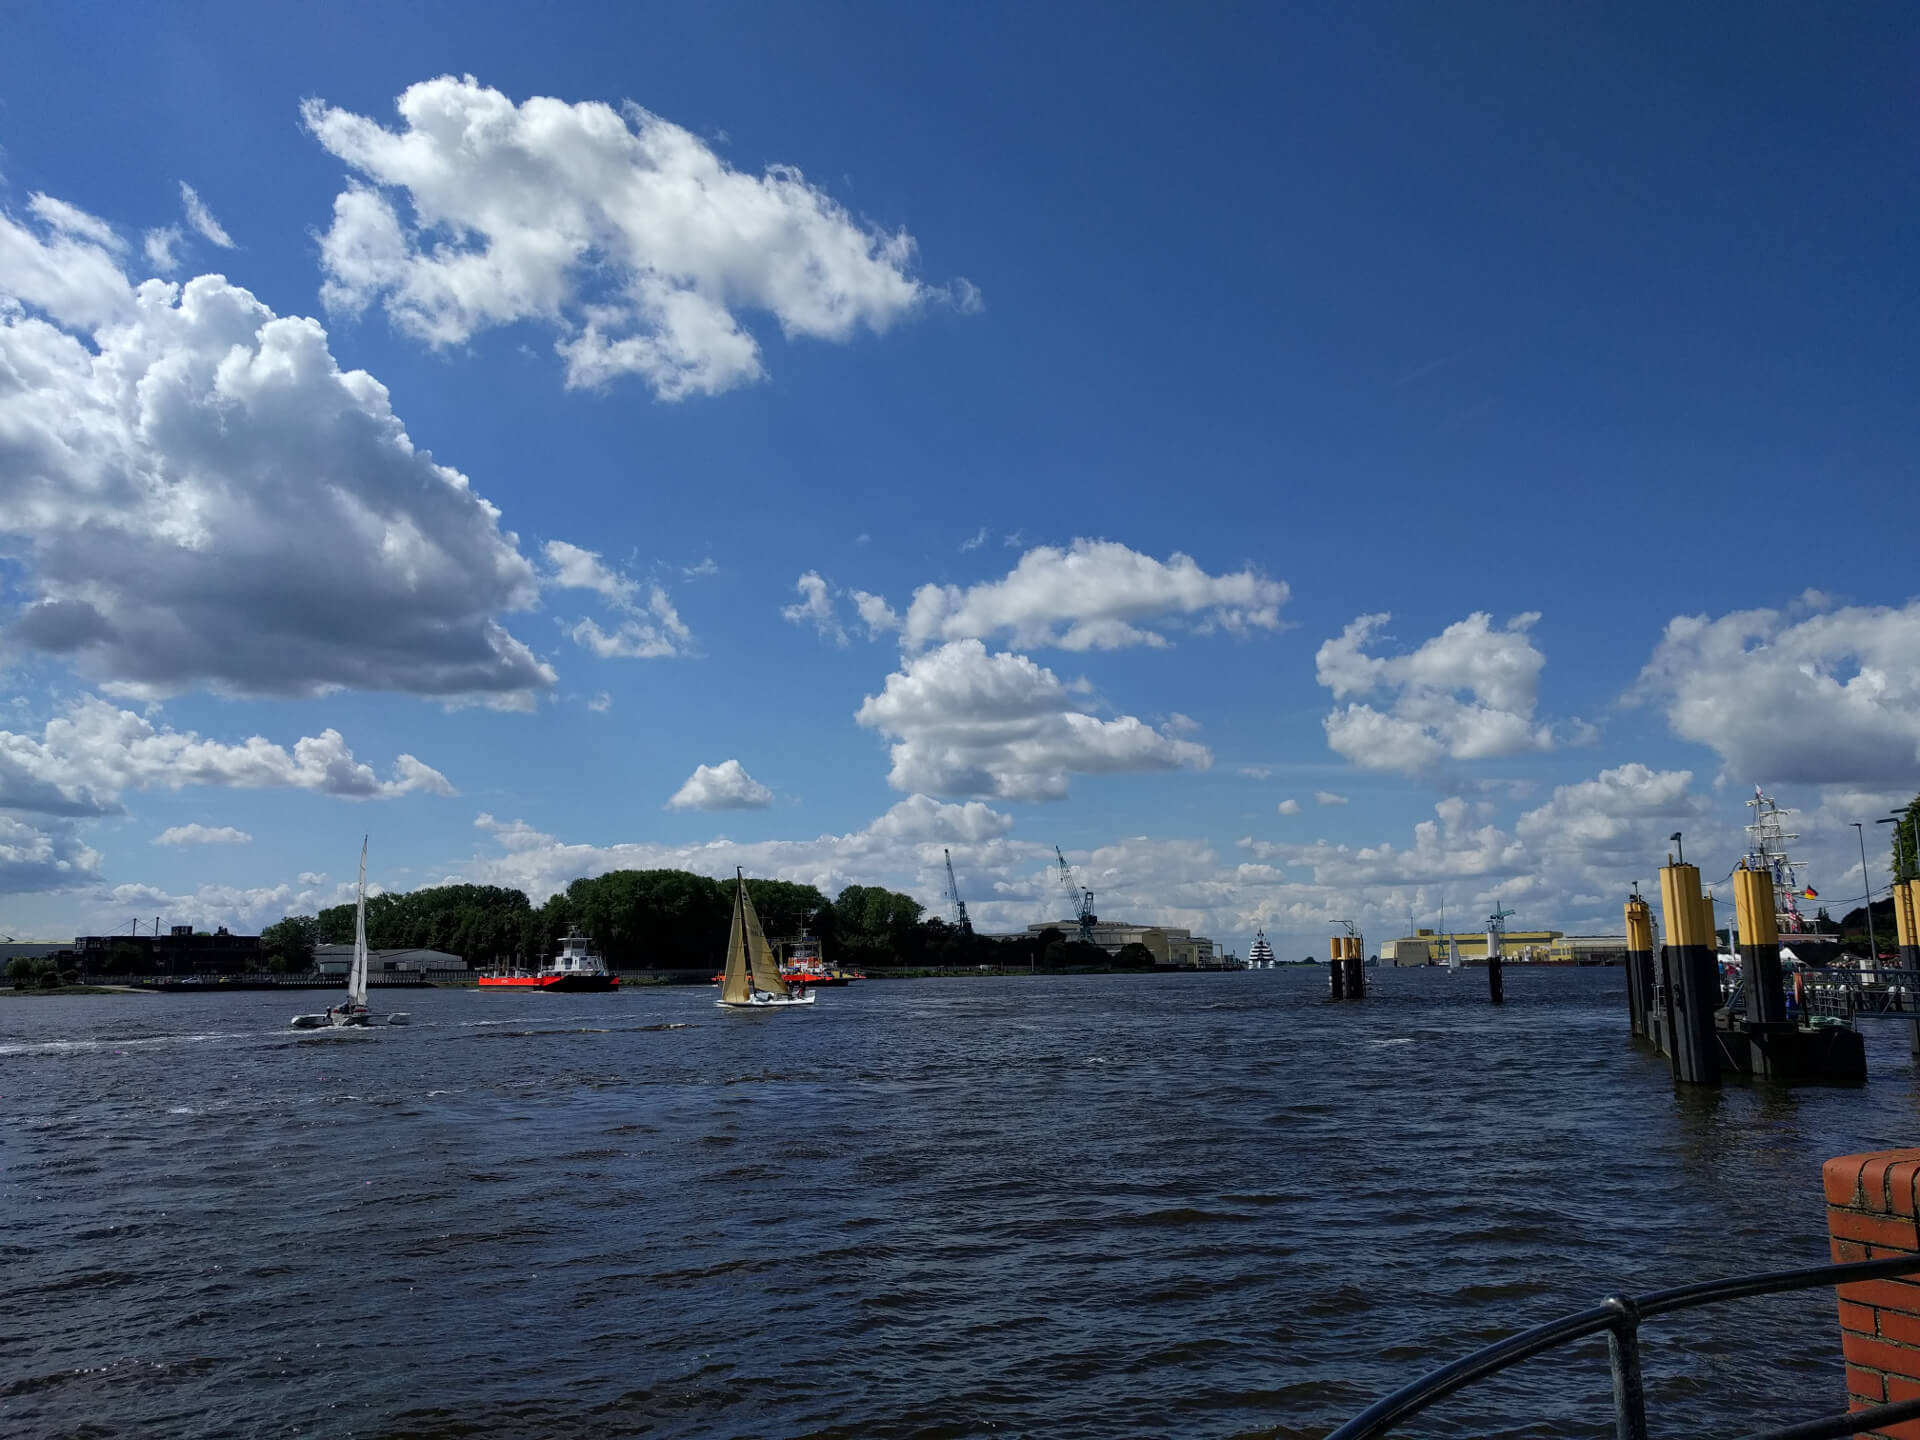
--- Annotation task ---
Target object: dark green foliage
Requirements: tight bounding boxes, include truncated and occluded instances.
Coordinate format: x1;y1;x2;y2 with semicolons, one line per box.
1892;795;1920;883
315;883;533;965
260;915;317;969
263;868;1140;974
1114;942;1157;970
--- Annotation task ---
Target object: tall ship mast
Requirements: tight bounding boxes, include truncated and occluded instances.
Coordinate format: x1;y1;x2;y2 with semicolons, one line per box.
1745;786;1817;935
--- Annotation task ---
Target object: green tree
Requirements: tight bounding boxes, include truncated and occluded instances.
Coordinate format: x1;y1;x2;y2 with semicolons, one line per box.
1892;795;1920;884
1114;942;1157;970
261;915;317;970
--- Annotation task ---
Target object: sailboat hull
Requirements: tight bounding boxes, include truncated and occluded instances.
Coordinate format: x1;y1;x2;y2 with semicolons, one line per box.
716;990;818;1008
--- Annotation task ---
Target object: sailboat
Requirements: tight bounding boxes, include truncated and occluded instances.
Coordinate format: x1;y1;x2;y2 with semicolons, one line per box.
716;869;816;1009
291;838;409;1028
1445;936;1462;972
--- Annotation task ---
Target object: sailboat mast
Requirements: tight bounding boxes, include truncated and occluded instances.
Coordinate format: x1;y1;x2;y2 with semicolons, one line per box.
350;835;369;1007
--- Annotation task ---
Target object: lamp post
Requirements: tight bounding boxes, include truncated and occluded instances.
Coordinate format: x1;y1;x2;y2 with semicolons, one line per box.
1854;822;1878;961
1670;831;1685;866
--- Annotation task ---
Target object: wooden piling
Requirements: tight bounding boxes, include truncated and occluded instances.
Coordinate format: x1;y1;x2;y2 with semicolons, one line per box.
1328;936;1346;999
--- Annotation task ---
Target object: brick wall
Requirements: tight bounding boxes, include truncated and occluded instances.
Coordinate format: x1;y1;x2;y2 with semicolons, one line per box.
1826;1149;1920;1439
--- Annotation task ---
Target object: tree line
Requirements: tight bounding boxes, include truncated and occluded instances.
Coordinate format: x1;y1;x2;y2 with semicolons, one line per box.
259;868;1145;973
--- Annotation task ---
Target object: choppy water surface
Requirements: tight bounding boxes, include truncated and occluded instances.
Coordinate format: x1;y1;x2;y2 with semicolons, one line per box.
5;968;1917;1438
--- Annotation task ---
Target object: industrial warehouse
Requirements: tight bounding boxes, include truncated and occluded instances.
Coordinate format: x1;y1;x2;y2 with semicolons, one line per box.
1381;929;1630;966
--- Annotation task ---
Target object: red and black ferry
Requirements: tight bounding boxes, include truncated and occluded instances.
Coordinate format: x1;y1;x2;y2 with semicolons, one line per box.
478;930;619;991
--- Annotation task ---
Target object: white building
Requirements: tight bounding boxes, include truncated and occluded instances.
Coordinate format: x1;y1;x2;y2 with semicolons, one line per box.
314;945;465;975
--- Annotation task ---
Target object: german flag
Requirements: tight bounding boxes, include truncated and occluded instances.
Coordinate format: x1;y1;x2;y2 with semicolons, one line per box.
1801;887;1819;900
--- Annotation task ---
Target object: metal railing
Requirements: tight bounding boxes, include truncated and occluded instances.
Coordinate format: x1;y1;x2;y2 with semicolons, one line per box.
1803;967;1920;1022
1326;1253;1920;1440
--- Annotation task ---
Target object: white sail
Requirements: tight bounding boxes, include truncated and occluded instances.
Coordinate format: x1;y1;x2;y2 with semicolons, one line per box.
348;836;369;1008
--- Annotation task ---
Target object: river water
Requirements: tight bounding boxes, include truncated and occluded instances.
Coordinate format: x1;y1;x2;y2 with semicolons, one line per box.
4;968;1916;1439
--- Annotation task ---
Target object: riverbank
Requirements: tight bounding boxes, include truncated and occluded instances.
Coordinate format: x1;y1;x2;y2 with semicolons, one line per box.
1;983;157;997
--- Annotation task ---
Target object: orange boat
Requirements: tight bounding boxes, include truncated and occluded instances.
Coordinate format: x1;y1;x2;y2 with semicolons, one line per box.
479;930;619;991
711;933;864;987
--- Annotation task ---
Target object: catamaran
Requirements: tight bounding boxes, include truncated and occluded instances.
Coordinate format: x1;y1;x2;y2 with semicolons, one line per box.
716;869;816;1009
291;838;409;1028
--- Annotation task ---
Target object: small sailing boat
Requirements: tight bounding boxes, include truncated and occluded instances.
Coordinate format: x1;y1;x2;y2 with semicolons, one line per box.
716;869;816;1009
1445;936;1462;972
291;838;409;1028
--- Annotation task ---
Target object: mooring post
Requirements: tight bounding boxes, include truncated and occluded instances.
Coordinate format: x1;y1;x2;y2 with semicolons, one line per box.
1734;863;1787;1021
1734;861;1795;1078
1345;936;1367;999
1623;895;1654;1039
1823;1148;1920;1423
1487;936;1504;1006
1891;880;1920;1059
1658;859;1720;1085
1328;935;1346;1000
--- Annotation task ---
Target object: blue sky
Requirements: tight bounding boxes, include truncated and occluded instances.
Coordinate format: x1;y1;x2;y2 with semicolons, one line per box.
1;4;1916;956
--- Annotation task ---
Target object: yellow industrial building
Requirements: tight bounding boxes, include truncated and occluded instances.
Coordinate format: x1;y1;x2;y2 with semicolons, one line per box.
1382;929;1629;966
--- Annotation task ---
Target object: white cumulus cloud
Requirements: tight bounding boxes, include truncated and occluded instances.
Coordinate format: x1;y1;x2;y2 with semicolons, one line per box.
1318;612;1553;776
667;759;774;811
1315;791;1348;806
0;198;553;705
304;75;965;399
892;539;1287;653
854;639;1210;802
1277;798;1301;815
153;824;253;847
0;814;101;894
0;696;453;816
1635;598;1920;786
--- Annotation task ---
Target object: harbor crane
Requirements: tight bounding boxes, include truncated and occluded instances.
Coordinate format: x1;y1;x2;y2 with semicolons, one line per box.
1055;846;1097;946
943;849;973;937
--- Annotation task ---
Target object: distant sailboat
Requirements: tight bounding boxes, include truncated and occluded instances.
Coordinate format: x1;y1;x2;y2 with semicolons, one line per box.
1445;936;1462;972
716;870;816;1009
291;838;409;1028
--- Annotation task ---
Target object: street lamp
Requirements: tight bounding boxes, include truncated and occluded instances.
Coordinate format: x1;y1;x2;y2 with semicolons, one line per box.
1670;831;1685;865
1853;821;1877;960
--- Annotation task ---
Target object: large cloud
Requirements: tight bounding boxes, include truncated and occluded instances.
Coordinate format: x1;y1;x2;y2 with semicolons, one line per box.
305;76;962;399
880;539;1287;652
1317;612;1553;776
464;793;1023;907
0;695;452;817
0;198;552;704
1636;599;1920;786
854;639;1211;801
0;814;102;895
